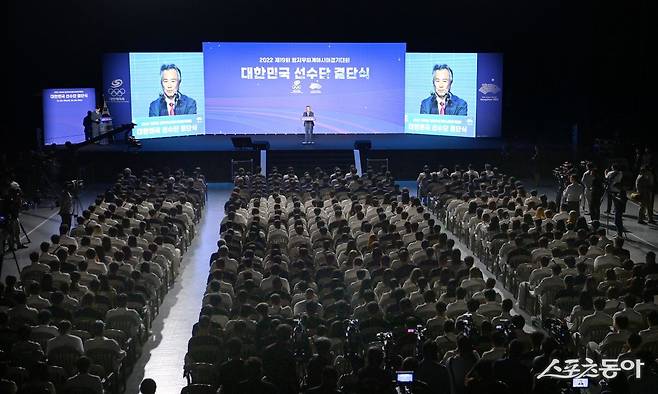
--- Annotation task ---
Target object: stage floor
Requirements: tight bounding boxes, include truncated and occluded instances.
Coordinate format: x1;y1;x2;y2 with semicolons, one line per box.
80;133;503;152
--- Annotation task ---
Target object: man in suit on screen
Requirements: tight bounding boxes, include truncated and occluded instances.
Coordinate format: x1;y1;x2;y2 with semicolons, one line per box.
420;64;468;116
149;64;197;117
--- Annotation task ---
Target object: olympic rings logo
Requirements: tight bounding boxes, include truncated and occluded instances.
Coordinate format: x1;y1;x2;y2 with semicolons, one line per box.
107;88;126;96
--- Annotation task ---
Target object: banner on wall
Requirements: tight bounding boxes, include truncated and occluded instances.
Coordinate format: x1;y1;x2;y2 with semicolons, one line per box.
102;53;132;127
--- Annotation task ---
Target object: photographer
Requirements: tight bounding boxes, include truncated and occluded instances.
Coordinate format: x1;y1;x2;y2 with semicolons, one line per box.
590;168;605;222
356;347;395;394
492;340;532;393
612;183;629;237
59;183;73;232
446;336;479;394
636;166;655;224
4;181;25;250
262;324;299;394
581;162;595;213
305;366;341;394
465;359;509;394
397;358;432;394
416;341;450;394
305;337;333;389
553;162;576;207
605;163;623;214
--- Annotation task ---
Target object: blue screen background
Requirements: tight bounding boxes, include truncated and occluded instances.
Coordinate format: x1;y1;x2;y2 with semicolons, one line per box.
203;42;406;134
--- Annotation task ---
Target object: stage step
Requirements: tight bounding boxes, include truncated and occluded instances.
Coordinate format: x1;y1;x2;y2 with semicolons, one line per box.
267;149;355;175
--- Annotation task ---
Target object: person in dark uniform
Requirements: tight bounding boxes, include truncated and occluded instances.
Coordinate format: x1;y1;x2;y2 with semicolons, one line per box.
83;111;93;141
589;168;605;222
59;183;73;232
613;184;628;237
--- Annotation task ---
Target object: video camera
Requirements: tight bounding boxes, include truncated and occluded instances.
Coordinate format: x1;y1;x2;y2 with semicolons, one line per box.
543;317;573;349
552;162;576;187
376;331;394;342
66;179;85;195
291;318;311;362
494;319;514;340
3;183;24;219
553;161;589;179
460;315;480;339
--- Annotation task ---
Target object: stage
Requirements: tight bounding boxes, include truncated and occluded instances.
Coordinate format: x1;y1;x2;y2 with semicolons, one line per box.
79;133;504;152
69;133;507;182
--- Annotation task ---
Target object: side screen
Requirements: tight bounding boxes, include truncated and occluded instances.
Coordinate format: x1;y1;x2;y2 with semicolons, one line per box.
129;53;206;139
43;88;96;144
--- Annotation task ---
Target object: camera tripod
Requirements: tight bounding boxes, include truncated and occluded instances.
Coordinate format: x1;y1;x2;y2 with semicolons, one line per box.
4;214;30;249
17;217;31;245
0;229;21;280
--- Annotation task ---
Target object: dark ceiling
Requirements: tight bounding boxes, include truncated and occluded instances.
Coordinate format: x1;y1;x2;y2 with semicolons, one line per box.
8;0;648;148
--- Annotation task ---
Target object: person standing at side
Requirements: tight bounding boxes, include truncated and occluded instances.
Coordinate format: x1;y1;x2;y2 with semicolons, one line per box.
83;111;93;141
90;106;102;141
59;183;73;232
581;162;595;214
613;183;628;237
636;166;655;224
605;164;623;214
562;174;584;217
589;168;604;222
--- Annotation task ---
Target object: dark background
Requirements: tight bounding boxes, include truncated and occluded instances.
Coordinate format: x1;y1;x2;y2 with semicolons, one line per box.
8;0;648;150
